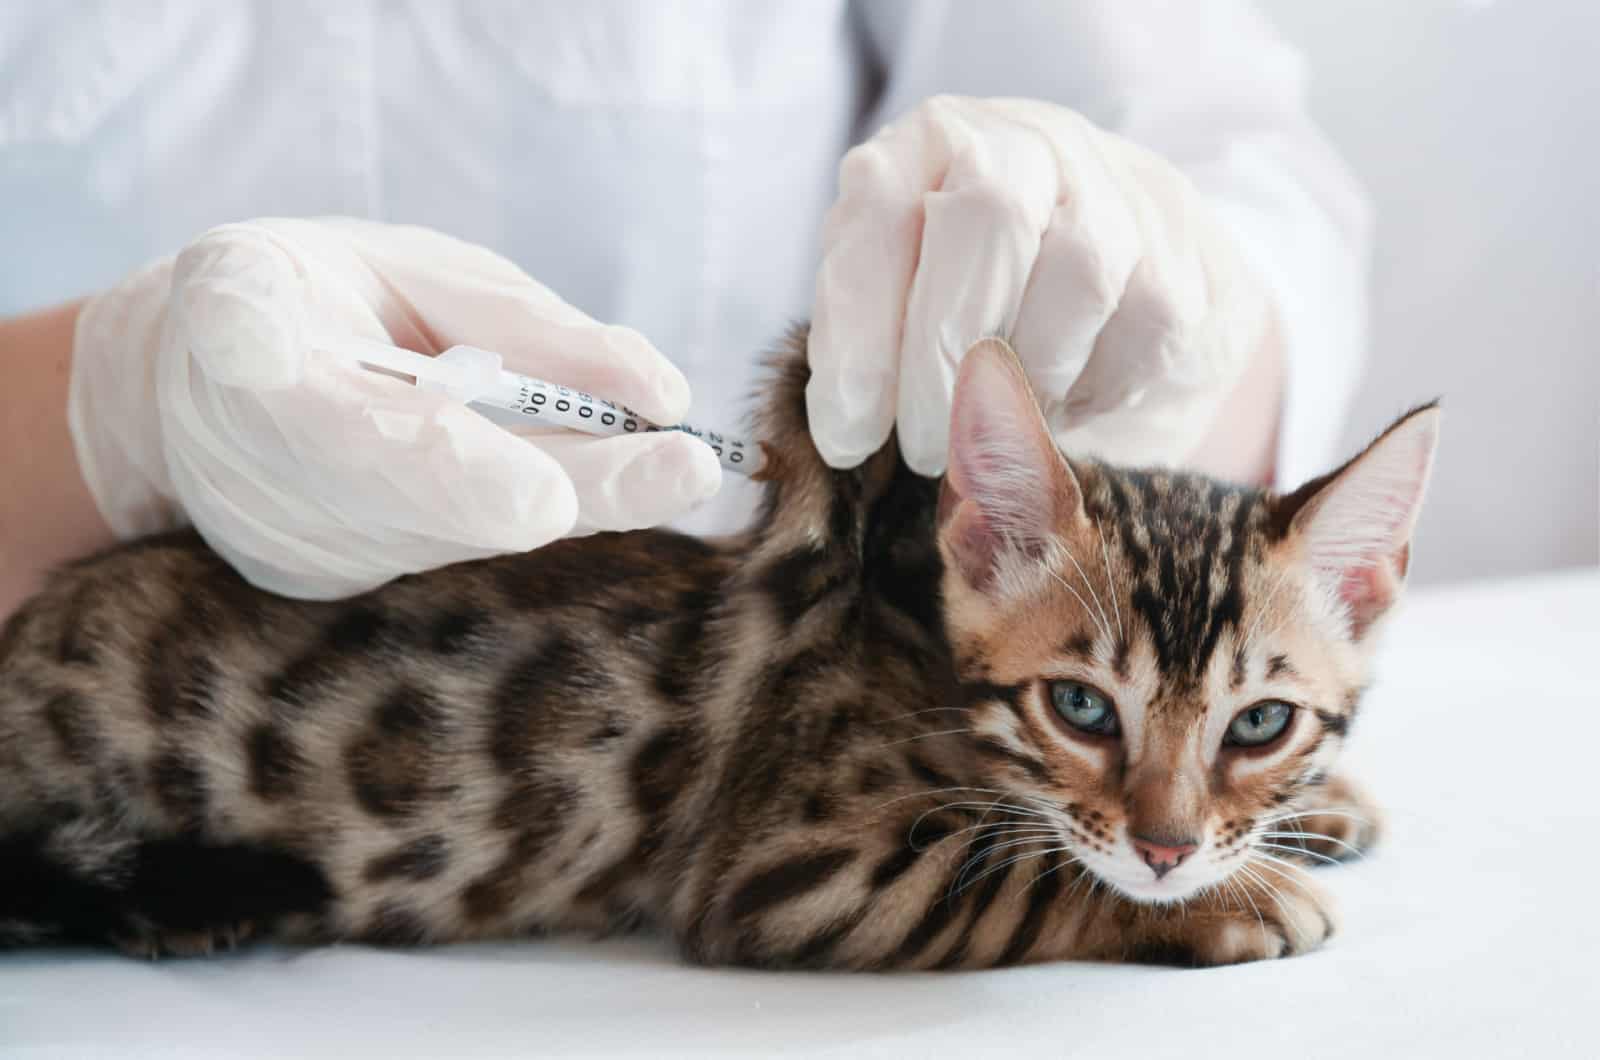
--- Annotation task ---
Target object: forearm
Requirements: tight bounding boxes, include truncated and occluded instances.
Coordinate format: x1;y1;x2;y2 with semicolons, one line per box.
0;301;114;621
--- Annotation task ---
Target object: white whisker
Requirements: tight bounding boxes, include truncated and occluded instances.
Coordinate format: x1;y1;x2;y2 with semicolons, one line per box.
1240;565;1294;654
1258;829;1367;860
1256;807;1372;828
952;834;1065;895
877;706;975;725
1094;519;1125;644
869;786;1014;814
1058;545;1114;646
873;727;977;750
1255;841;1343;867
1045;568;1111;644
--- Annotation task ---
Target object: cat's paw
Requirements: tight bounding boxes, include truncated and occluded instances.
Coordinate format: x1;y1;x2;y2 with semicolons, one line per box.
1125;875;1337;967
112;919;256;960
1205;879;1337;964
1281;773;1383;866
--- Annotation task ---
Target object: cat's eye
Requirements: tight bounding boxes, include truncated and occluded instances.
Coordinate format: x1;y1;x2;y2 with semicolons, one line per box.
1049;681;1119;737
1225;701;1295;748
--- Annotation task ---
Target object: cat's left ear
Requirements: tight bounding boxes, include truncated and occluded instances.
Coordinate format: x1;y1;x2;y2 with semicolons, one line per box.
938;338;1084;592
1274;403;1441;638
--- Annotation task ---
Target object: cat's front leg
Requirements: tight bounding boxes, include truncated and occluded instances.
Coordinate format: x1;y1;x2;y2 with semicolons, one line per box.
1082;866;1338;968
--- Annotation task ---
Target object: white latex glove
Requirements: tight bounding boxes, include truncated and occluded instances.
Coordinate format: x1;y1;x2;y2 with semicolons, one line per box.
69;217;721;599
808;96;1273;475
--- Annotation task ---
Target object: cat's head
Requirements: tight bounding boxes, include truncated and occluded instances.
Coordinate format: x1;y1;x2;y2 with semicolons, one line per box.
937;339;1438;903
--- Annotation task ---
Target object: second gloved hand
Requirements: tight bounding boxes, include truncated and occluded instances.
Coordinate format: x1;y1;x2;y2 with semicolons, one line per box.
807;96;1274;475
70;218;722;599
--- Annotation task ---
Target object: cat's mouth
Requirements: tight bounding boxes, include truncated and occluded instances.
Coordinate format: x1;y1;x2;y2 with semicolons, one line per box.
1078;845;1222;905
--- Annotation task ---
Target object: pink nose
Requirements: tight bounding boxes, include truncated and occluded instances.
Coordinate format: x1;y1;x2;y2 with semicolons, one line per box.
1131;835;1199;880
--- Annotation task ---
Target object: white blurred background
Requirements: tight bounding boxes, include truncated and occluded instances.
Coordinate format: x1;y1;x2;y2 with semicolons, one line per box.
1260;0;1599;584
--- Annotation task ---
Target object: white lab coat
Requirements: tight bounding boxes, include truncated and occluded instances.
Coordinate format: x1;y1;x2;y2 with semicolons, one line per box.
0;0;1369;533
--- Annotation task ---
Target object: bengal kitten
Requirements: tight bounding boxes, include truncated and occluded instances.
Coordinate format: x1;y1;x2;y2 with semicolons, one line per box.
0;332;1438;968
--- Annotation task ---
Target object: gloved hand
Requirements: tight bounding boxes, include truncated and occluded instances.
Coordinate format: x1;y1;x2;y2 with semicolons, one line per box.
808;96;1273;475
69;217;721;599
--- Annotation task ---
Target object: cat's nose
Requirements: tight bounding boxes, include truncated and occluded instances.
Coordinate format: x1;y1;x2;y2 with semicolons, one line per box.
1131;834;1199;879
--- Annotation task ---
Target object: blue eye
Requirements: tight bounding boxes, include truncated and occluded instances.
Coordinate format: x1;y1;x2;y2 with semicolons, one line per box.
1050;681;1119;736
1226;701;1295;747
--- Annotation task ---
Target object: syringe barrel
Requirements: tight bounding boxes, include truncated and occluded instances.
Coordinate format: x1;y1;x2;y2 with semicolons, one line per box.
471;370;762;475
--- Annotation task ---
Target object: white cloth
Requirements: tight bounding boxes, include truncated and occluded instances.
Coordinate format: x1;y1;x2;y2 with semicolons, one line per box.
0;0;1367;535
3;570;1594;1058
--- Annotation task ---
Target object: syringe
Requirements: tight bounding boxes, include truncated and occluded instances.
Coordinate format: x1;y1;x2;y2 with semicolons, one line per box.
333;339;764;476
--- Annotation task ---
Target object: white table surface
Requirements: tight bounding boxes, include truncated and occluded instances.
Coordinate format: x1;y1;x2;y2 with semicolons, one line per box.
4;569;1597;1059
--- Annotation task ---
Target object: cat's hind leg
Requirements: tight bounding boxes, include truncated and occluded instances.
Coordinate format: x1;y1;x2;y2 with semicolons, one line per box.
0;816;333;957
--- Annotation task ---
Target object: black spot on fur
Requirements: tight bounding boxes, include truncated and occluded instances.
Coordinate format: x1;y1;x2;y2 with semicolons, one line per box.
857;762;895;795
972;738;1051;784
787;909;866;968
265;605;408;711
491;777;578;836
1267;653;1295;680
653;590;720;704
364;836;450;883
1112;639;1132;681
817;703;858;760
1314;709;1351;737
727;848;855;924
149;752;207;826
588;716;629;746
1062;632;1095;659
325;606;390;652
41;692;100;765
55;585;97;665
996;852;1066;965
889;867;963;966
246;723;303;801
573;729;698;905
1127;940;1204;967
342;684;451;819
491;634;610;774
633;727;699;811
759;547;852;627
861;467;944;635
460;860;523;923
362;901;431;946
959;681;1023;714
962;831;1020;932
870;845;923;890
906;755;959;792
430;608;490;655
375;684;441;735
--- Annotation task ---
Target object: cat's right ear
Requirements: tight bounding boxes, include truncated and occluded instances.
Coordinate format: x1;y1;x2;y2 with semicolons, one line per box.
938;338;1083;591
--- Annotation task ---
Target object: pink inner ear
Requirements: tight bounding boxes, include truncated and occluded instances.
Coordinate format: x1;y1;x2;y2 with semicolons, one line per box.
945;498;1004;591
1295;406;1439;637
1337;563;1395;639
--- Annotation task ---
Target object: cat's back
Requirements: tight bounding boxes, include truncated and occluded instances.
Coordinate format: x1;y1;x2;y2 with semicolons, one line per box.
0;527;737;841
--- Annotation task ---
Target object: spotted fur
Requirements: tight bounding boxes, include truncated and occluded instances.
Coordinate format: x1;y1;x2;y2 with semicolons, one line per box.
0;327;1436;967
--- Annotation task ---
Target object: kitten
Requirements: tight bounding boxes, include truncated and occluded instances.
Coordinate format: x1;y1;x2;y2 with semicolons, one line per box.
0;330;1437;968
